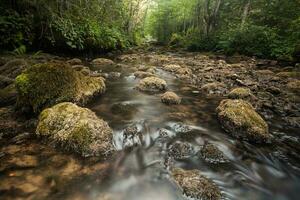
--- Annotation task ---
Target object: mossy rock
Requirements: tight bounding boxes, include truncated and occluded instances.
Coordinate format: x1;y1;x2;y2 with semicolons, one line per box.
162;64;181;72
136;77;167;92
198;143;229;164
172;168;221;200
36;102;114;157
161;91;181;105
67;58;82;65
216;99;270;143
91;58;115;69
228;87;254;100
15;62;106;113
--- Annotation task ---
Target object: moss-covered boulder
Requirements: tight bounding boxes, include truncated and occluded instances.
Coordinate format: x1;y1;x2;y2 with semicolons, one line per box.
216;99;270;143
228;87;254;100
67;58;82;65
0;59;27;78
172;168;221;200
161;91;181;105
15;62;105;113
136;77;167;92
36;102;114;157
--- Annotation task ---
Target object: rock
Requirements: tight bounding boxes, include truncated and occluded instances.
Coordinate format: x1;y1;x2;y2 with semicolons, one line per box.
216;99;270;143
111;102;138;118
162;64;181;72
266;86;281;95
67;58;82;65
0;59;27;78
122;125;142;147
172;168;221;200
276;71;300;79
287;80;300;94
161;91;181;105
228;87;254;100
36;102;114;157
201;82;226;94
134;71;155;79
0;107;22;137
80;67;91;76
0;84;17;106
15;62;106;113
10;155;38;168
91;58;115;68
136;77;167;92
0;75;14;89
168;141;194;159
176;67;192;75
198;143;228;164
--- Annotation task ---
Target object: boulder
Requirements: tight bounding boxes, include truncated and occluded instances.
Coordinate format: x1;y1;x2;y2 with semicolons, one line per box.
0;59;27;78
168;141;194;159
276;71;300;79
172;168;221;200
216;99;270;143
36;102;114;157
161;91;181;105
201;82;226;94
228;87;254;100
15;62;105;113
136;77;167;92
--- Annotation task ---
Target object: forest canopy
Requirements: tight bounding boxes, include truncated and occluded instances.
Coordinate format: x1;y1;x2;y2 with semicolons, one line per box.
1;0;300;61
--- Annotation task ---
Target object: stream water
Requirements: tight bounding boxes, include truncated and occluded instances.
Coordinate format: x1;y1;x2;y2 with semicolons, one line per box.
1;51;300;200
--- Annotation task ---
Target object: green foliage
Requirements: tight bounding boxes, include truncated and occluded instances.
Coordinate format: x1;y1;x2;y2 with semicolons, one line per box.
147;0;300;60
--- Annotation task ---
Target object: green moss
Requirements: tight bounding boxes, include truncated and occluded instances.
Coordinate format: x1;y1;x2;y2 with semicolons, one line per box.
15;62;105;113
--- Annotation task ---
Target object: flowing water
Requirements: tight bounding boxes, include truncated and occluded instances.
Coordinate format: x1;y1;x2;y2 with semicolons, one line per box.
1;51;300;200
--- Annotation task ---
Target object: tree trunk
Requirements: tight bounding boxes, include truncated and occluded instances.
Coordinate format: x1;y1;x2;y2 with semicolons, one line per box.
241;0;251;29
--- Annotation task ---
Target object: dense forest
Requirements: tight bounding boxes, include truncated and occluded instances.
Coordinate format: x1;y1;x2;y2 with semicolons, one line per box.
0;1;300;200
1;0;300;61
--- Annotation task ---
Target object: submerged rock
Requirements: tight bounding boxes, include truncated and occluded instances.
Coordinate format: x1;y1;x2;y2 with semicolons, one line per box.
172;168;221;200
228;87;254;100
36;102;114;157
161;91;181;105
216;99;270;143
201;82;226;94
136;77;167;92
198;143;229;164
15;62;106;113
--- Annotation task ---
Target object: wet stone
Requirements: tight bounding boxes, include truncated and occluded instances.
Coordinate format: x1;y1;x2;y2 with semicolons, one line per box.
172;168;222;200
122;125;142;148
168;141;194;159
198;143;229;164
